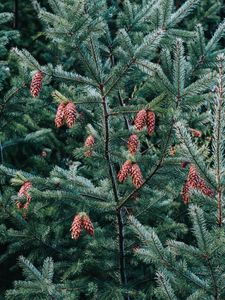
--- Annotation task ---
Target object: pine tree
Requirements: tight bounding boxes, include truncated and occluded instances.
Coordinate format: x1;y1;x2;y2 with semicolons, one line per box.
0;0;225;299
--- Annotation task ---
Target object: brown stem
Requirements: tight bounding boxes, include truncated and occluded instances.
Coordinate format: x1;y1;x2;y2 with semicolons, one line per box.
99;84;130;298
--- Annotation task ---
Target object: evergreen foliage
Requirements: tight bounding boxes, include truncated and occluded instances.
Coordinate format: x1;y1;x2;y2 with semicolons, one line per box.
0;0;225;299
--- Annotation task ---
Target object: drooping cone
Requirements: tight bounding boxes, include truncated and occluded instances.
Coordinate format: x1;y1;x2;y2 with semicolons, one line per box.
128;134;139;155
181;181;190;204
84;135;95;157
18;181;32;210
55;102;66;128
190;128;202;138
130;163;144;188
70;214;82;240
82;214;94;236
64;102;77;128
146;110;155;135
18;181;32;199
181;161;189;169
187;165;200;188
181;165;214;204
118;160;132;183
30;71;43;97
134;109;147;131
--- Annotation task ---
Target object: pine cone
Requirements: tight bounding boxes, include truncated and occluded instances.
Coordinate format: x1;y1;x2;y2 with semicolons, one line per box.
146;110;155;135
134;109;147;131
182;165;214;204
30;71;43;97
55;102;66;128
18;181;32;201
181;161;189;169
181;181;190;204
118;160;132;183
190;128;202;138
187;165;200;188
70;214;82;240
84;135;95;157
130;163;144;188
128;134;139;155
64;102;77;128
82;214;94;236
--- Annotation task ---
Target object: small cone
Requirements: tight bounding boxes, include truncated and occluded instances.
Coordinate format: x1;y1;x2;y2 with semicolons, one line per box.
146;110;155;135
181;165;214;204
134;110;147;131
30;71;43;97
64;102;77;128
130;163;144;188
18;181;32;202
187;165;200;188
190;128;202;138
84;135;95;157
181;181;190;204
55;102;66;128
70;214;82;240
181;161;189;169
82;214;94;236
128;134;139;155
118;160;132;183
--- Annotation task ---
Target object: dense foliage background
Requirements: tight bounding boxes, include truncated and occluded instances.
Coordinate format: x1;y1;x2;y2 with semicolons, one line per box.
0;0;225;299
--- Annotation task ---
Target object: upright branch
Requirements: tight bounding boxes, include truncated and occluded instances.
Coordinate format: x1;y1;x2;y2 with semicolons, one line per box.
214;55;225;226
99;84;129;297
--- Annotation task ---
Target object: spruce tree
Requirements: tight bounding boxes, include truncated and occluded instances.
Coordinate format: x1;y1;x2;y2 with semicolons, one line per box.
0;0;225;299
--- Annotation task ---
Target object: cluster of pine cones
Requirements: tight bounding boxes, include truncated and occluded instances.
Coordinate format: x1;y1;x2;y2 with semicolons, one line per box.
117;109;155;189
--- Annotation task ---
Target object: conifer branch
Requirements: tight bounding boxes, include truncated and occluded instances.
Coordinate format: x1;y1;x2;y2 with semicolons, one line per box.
99;84;129;297
214;56;224;226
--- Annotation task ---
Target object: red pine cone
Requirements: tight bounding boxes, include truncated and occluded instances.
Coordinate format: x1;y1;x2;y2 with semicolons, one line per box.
181;165;214;204
82;214;94;236
55;102;66;128
130;163;144;188
190;128;202;138
70;214;82;240
64;102;77;128
128;134;139;155
118;160;132;183
181;181;190;204
187;165;200;188
134;109;147;131
84;135;95;148
146;110;155;135
84;135;95;157
181;161;189;169
18;181;32;198
30;71;43;97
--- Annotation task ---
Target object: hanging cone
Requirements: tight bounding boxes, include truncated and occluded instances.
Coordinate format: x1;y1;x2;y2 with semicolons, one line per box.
64;102;77;128
82;214;94;236
130;163;144;188
55;102;66;128
84;135;95;157
118;160;132;183
70;214;82;240
146;110;155;135
181;181;190;204
190;128;202;138
181;161;189;169
128;134;139;155
134;109;147;131
30;71;43;97
181;165;214;204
